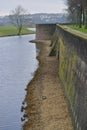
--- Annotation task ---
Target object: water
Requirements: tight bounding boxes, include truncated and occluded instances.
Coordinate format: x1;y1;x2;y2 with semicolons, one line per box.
27;28;36;31
0;34;38;130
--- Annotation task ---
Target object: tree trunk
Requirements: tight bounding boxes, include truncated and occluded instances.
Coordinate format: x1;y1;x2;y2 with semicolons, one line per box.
76;11;79;26
78;6;82;28
17;26;22;35
82;9;85;25
85;9;87;29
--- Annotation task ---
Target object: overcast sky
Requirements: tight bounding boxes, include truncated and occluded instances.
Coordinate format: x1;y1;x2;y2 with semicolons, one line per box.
0;0;67;16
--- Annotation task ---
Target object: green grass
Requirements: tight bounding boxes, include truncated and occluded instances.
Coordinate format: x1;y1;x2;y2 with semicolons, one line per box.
68;25;87;33
0;26;35;37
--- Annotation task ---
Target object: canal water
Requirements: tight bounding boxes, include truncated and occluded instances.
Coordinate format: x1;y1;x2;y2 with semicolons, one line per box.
0;34;38;130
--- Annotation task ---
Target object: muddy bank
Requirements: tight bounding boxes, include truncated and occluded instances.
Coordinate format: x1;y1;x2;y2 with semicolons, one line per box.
23;40;74;130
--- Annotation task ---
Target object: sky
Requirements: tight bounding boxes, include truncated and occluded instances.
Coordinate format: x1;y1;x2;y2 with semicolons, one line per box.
0;0;67;16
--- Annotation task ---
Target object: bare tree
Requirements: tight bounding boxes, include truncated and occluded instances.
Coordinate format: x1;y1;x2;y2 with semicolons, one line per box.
9;5;27;35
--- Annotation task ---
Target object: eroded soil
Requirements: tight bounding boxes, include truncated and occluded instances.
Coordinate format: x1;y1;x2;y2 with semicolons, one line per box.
23;41;74;130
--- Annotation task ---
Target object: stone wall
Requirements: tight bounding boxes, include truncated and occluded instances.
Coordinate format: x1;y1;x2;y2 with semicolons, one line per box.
36;24;56;40
36;24;87;130
54;25;87;130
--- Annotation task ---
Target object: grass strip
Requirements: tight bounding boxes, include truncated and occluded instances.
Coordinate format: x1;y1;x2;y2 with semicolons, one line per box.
0;26;35;37
68;25;87;33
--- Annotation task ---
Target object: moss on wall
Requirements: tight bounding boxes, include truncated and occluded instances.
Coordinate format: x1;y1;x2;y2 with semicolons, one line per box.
58;36;78;111
49;25;87;130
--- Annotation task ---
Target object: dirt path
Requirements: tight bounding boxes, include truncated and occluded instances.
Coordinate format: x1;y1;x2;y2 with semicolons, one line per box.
23;41;74;130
